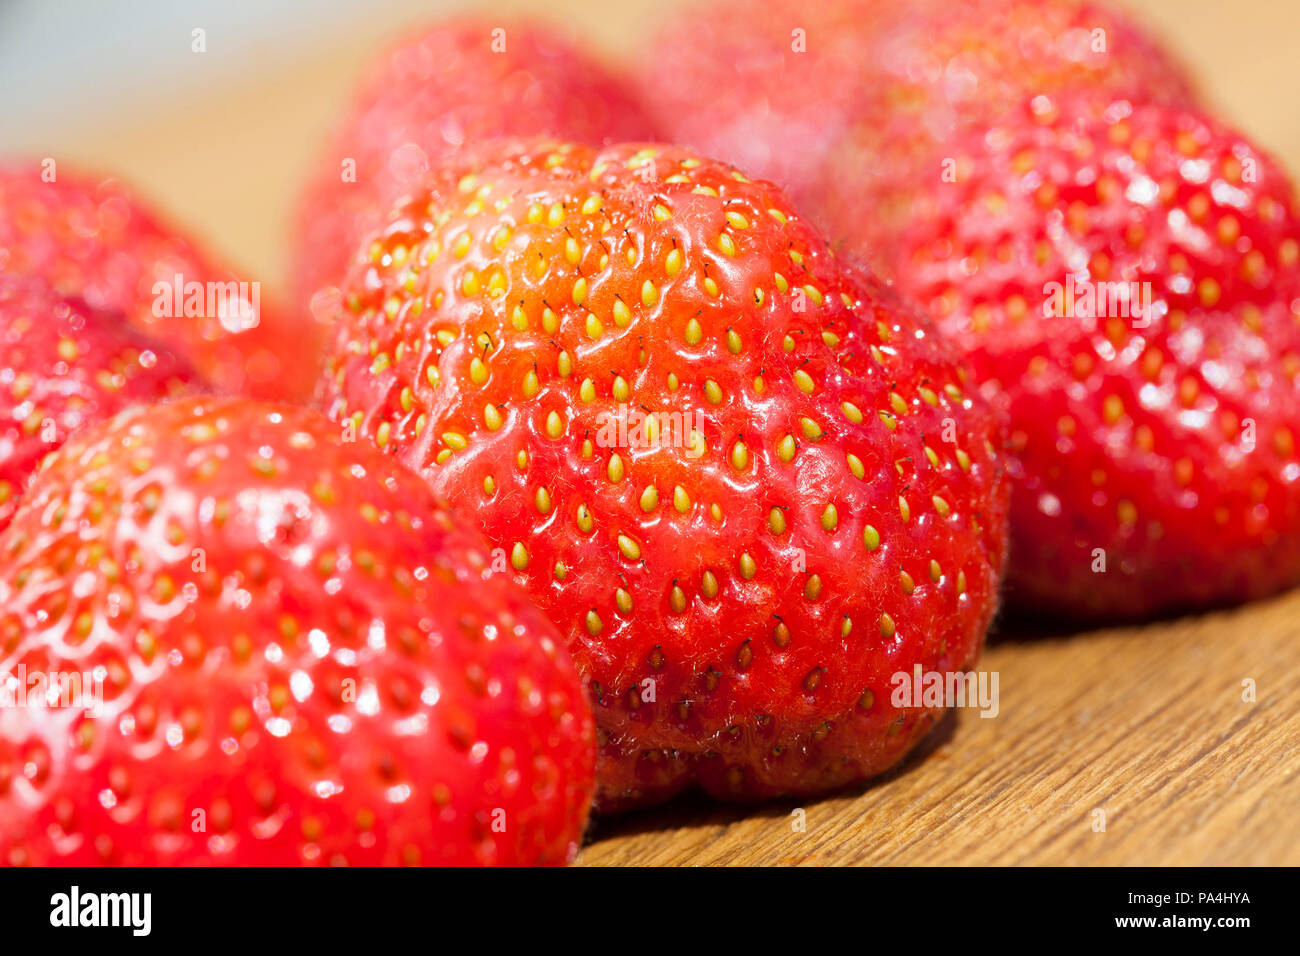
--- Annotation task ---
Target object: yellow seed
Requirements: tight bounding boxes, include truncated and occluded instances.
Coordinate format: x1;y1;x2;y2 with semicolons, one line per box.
572;277;588;306
704;380;723;404
545;410;564;439
576;504;594;533
665;248;683;275
800;417;822;440
726;211;750;229
684;318;703;345
863;525;881;551
522;369;539;398
738;553;757;579
718;233;737;256
932;495;951;517
579;378;596;403
793;369;815;394
618;534;642;561
847;453;865;480
730;440;749;470
804;575;822;600
483;405;503;431
726;329;742;354
442;432;467;451
670;585;687;613
899;497;911;522
820;504;838;532
535;487;552;514
673;485;691;513
880;613;895;638
585;610;603;635
777;434;797;462
612;375;630;402
842;401;863;424
608;454;625;483
613;299;631;327
557;351;572;377
640;485;659;512
642;280;659;307
585;313;603;339
510;542;529;571
616;588;634;615
769;508;787;535
701;570;719;598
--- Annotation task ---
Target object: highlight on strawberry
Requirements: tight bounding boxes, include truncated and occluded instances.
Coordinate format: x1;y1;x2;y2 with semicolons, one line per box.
317;139;1011;808
0;397;595;864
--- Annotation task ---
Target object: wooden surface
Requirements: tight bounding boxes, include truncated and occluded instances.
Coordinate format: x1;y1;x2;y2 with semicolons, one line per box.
579;594;1300;865
9;0;1300;865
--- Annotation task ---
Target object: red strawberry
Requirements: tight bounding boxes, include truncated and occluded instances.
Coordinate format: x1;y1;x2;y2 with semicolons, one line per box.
639;0;1194;270
0;396;594;864
317;140;1010;808
292;19;656;322
886;91;1300;619
0;275;203;531
0;164;312;400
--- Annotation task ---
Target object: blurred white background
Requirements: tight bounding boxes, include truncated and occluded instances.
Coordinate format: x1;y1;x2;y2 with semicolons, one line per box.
1;0;1295;294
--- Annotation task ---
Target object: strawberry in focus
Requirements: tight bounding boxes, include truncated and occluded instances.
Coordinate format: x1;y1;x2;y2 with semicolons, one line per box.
0;396;594;865
0;165;311;400
639;0;1194;272
0;275;203;532
292;19;656;322
317;140;1010;808
887;92;1300;619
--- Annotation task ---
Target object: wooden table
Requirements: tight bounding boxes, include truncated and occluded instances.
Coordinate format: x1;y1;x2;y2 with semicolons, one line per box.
10;0;1300;865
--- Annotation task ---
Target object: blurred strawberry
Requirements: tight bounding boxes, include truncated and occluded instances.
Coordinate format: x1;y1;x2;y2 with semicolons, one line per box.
0;164;311;400
0;396;594;864
292;19;656;326
0;274;203;531
888;91;1300;619
317;140;1010;808
639;0;1194;270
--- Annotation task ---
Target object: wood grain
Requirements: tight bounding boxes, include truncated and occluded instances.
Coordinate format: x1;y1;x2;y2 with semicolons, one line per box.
9;0;1299;866
579;593;1300;865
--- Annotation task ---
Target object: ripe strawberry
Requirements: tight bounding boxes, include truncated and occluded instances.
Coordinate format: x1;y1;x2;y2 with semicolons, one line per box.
317;140;1010;808
0;164;311;400
0;275;203;532
292;19;656;321
639;0;1194;270
0;396;594;864
886;91;1300;619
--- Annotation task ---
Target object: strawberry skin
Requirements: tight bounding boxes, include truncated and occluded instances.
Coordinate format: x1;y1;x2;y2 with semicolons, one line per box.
0;276;203;532
639;0;1194;271
887;92;1300;619
292;19;656;320
318;141;1010;808
0;165;312;400
0;396;594;865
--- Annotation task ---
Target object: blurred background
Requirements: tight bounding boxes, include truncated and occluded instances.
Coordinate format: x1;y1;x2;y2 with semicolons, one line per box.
1;0;1296;298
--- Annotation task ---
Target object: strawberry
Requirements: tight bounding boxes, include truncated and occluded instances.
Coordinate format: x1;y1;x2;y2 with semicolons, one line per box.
0;164;312;400
0;275;203;532
317;140;1010;808
0;396;595;864
885;91;1300;619
292;19;656;324
638;0;1194;270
